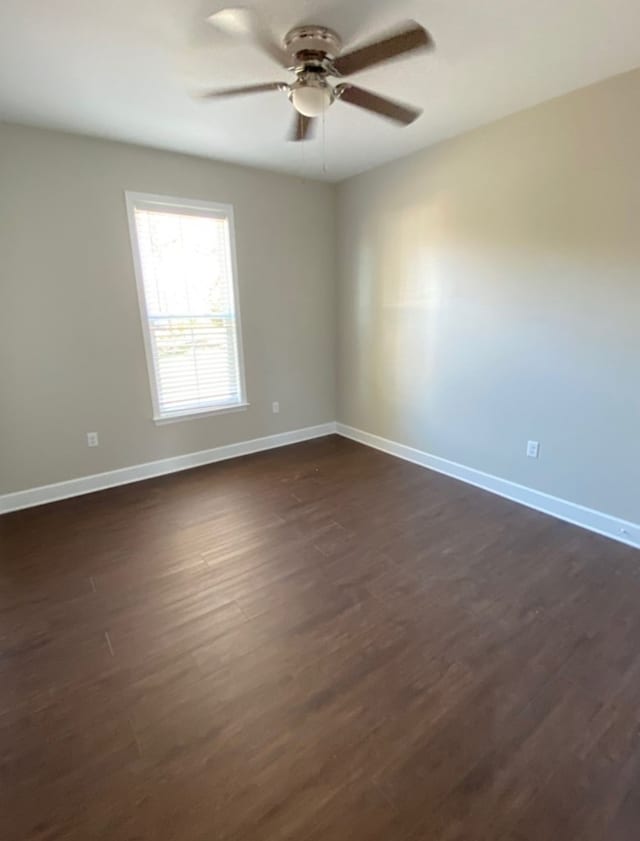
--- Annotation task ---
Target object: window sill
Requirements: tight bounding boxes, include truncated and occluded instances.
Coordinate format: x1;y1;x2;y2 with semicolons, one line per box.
153;402;250;426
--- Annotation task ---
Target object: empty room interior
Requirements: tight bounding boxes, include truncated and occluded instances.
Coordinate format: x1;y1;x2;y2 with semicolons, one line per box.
2;1;640;839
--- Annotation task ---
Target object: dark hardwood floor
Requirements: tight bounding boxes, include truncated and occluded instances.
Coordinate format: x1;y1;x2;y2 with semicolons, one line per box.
1;435;639;840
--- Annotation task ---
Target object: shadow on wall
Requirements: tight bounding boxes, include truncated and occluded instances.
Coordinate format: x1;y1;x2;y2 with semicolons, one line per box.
359;199;447;445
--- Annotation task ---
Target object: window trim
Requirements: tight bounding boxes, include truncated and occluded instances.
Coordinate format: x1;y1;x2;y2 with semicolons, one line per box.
125;191;248;424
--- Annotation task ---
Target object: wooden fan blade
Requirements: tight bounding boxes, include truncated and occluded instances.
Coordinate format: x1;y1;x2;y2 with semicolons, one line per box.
207;8;289;68
336;84;422;125
288;112;315;141
333;21;433;77
198;82;288;99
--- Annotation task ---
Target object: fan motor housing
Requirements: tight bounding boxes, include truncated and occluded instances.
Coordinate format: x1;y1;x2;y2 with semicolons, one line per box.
283;25;342;63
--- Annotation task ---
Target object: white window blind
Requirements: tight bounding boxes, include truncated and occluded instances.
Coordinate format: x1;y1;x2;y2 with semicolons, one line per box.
126;194;246;422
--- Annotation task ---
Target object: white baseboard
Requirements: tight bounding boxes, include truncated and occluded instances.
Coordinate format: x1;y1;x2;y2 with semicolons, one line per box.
3;419;638;551
336;423;640;550
0;422;337;515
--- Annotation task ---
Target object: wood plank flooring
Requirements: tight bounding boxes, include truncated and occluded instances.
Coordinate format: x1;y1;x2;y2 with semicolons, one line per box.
1;434;639;840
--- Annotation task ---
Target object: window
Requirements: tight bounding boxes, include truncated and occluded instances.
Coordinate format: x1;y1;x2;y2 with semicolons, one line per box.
126;192;247;423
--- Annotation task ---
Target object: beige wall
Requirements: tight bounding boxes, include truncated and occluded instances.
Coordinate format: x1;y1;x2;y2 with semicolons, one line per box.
0;124;336;494
337;68;640;524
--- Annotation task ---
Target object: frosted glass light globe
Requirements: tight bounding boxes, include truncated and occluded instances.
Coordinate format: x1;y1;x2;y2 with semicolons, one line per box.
291;84;332;117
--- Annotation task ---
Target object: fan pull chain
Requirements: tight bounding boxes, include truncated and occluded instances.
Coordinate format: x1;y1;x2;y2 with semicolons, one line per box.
322;104;327;176
300;117;306;172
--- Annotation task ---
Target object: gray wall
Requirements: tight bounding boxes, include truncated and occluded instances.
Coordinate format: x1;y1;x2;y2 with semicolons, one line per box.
0;124;336;494
337;68;640;524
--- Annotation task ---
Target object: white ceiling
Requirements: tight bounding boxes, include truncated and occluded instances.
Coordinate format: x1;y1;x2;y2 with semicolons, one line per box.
1;0;640;182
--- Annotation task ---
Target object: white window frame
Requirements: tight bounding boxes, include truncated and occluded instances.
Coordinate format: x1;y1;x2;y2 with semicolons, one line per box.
125;191;248;424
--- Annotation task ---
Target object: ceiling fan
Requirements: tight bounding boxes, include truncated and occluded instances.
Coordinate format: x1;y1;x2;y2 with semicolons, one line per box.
199;9;434;141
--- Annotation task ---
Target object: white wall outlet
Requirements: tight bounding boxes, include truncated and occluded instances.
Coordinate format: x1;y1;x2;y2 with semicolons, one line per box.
272;401;280;414
87;432;99;448
526;440;540;459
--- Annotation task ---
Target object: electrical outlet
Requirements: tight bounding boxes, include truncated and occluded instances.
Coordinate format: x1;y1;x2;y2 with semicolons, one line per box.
272;401;280;414
526;440;539;459
87;432;99;448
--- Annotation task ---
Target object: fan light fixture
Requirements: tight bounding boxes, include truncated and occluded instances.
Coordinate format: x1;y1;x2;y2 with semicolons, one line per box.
290;81;333;118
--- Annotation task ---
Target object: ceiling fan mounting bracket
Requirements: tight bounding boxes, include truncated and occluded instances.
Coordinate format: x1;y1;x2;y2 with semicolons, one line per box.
283;25;342;63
